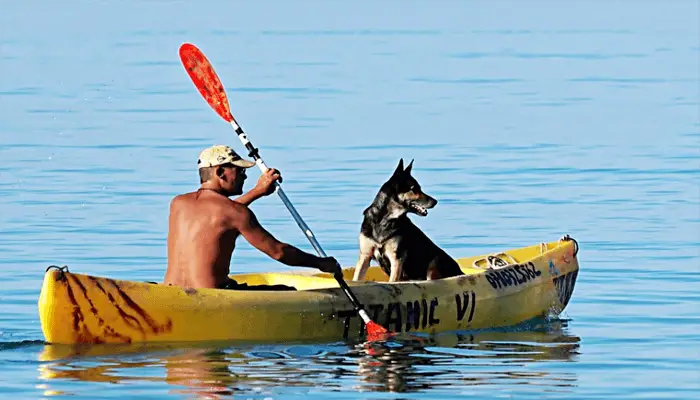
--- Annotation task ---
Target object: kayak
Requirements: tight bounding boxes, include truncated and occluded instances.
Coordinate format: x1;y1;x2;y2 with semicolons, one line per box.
38;235;579;345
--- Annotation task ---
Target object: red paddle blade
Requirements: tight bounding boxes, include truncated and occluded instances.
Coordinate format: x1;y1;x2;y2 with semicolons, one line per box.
365;320;393;342
178;43;233;123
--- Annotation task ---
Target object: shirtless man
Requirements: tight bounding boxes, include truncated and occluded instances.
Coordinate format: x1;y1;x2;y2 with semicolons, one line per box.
164;144;340;290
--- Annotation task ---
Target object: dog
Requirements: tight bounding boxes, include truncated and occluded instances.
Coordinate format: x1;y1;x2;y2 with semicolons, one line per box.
352;158;464;282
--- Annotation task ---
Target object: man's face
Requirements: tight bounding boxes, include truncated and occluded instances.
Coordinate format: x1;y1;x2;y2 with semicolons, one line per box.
232;165;247;193
219;164;247;195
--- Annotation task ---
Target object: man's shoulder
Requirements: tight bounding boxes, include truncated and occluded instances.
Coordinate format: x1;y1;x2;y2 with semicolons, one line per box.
226;198;251;217
169;191;251;213
220;198;255;229
170;192;193;207
170;192;186;205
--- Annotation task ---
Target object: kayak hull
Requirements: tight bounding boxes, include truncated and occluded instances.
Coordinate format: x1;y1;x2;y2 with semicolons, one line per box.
38;236;580;344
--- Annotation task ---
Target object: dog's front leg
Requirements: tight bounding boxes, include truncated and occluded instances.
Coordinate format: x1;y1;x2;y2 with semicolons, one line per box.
384;239;403;282
352;234;375;281
352;252;373;281
426;259;441;281
387;253;403;282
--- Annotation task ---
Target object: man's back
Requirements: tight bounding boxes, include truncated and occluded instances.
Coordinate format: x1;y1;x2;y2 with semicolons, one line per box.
164;190;239;288
163;144;340;290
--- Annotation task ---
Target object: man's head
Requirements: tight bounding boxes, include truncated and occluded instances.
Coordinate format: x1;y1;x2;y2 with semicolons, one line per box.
197;145;256;195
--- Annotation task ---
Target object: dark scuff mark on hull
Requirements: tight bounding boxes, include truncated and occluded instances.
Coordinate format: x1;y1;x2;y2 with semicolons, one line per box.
88;276;108;296
102;326;132;343
105;289;147;337
106;279;173;334
69;274;105;327
64;275;83;333
88;276;142;338
69;275;133;343
61;274;104;344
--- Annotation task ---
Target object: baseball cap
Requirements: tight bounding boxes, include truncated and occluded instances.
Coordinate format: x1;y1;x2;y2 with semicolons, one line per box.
197;145;256;169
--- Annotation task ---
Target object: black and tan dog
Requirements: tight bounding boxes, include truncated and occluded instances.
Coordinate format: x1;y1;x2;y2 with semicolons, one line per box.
352;159;464;282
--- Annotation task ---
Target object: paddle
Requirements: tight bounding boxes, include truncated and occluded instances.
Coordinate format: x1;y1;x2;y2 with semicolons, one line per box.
178;42;390;341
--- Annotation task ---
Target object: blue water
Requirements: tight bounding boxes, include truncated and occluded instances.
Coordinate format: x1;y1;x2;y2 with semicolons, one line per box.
1;0;699;398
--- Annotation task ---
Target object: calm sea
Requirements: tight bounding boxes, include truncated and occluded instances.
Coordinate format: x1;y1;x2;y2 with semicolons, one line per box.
1;1;698;399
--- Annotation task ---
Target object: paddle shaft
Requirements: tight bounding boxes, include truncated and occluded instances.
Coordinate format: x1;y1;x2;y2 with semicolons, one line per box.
177;42;382;331
227;119;323;252
227;119;372;319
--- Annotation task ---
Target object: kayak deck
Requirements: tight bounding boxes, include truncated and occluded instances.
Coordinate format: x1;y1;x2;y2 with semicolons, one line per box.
224;237;573;289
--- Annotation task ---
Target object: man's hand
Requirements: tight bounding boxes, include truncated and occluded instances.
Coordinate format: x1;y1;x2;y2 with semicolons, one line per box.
316;256;341;275
253;168;282;197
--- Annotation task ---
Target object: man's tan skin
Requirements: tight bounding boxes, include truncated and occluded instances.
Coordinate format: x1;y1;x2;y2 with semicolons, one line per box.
164;145;339;290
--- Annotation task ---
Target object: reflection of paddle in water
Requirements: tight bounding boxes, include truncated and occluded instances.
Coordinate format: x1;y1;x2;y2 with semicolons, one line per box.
37;318;580;397
351;318;581;393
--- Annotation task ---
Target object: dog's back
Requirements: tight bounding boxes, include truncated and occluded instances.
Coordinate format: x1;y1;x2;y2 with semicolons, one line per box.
379;215;463;281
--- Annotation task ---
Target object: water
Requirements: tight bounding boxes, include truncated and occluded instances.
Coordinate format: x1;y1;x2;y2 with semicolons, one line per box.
1;0;698;398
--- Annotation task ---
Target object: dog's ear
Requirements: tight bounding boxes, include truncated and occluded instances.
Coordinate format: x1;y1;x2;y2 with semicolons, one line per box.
404;159;414;174
393;158;404;176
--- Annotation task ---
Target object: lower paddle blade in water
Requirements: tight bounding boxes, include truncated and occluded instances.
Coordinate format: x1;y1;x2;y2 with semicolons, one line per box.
365;321;392;341
178;43;233;122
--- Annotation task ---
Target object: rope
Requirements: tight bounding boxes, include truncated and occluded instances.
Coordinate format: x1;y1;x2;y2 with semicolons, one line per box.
473;234;579;270
45;265;69;273
559;234;579;256
473;252;518;270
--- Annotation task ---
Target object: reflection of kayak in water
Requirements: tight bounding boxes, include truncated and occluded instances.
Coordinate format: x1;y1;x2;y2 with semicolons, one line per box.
37;316;579;362
37;318;581;396
37;236;580;345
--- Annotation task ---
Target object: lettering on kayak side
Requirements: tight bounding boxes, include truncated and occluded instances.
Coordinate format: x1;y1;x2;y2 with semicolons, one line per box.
485;262;541;290
336;292;478;339
405;300;423;332
337;297;441;339
386;302;402;332
455;291;476;323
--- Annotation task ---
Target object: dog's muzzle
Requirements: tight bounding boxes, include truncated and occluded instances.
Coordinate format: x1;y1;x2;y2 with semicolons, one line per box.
410;202;429;216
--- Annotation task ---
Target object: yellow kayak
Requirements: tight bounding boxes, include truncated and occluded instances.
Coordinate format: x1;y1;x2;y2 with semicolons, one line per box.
37;235;580;345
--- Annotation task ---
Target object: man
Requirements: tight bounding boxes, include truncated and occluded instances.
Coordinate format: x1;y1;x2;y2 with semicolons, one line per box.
164;144;340;290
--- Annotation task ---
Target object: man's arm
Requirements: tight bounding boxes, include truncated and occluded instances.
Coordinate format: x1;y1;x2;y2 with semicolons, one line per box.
234;188;263;206
234;168;282;206
234;204;339;273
